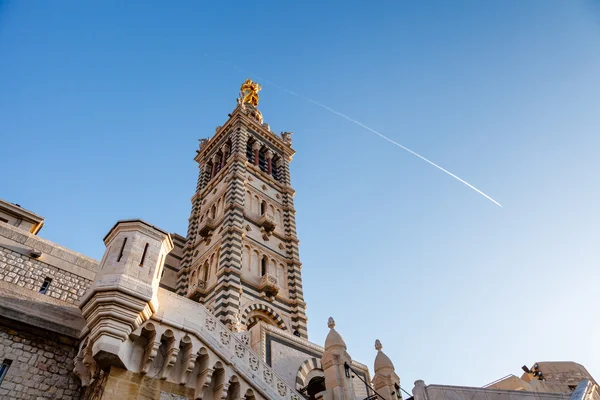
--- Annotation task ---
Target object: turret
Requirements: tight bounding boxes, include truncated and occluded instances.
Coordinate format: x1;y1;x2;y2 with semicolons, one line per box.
79;219;173;369
320;317;356;400
372;339;402;399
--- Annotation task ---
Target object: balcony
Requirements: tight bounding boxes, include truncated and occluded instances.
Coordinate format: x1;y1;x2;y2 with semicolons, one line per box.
259;273;280;297
198;217;217;239
188;280;208;301
258;214;276;234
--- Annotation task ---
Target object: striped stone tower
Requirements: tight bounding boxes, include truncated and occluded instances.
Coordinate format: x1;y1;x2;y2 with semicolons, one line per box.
177;80;308;338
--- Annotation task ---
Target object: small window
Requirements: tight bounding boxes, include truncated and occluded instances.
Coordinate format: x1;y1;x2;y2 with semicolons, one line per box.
139;243;149;267
39;277;52;294
0;217;8;223
0;359;12;385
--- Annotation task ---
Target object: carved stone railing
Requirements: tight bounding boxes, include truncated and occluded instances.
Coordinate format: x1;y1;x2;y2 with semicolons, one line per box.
149;289;303;400
259;273;279;297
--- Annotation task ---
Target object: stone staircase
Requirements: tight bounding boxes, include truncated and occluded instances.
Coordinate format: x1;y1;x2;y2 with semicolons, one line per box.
143;288;304;400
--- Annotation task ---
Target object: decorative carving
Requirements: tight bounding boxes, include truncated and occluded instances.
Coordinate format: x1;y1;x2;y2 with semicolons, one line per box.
199;138;209;150
280;131;293;146
235;343;245;358
240;332;250;346
73;341;99;387
263;369;273;384
249;356;259;371
206;317;217;331
220;331;231;345
232;313;243;332
277;379;287;396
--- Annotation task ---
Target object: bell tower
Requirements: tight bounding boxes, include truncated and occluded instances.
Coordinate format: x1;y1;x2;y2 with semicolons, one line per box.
177;80;308;338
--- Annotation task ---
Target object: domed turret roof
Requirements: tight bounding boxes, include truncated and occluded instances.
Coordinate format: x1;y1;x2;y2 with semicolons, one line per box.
374;340;395;373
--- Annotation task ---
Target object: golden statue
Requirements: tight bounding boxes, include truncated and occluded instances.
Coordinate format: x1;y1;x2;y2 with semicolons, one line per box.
240;79;261;107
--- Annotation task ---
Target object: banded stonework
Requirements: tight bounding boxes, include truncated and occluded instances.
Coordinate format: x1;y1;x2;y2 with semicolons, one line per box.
176;98;308;338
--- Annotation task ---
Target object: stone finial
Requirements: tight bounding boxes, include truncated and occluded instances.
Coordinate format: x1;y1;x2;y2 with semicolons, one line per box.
328;317;335;329
375;339;382;351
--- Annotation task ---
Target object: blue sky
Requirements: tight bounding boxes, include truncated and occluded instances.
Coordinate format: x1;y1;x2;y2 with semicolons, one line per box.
1;0;599;390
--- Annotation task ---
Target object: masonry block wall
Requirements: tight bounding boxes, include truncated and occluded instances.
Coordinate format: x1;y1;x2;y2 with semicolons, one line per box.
0;246;91;304
0;221;99;305
0;325;81;400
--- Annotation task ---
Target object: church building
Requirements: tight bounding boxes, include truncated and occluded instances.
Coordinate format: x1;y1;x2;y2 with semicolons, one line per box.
0;81;596;400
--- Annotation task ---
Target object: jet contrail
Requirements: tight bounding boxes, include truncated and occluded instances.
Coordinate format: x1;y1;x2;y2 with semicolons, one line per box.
207;55;503;208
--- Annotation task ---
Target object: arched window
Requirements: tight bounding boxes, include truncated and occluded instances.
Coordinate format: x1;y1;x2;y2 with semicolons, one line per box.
261;256;267;276
260;201;266;216
211;204;216;219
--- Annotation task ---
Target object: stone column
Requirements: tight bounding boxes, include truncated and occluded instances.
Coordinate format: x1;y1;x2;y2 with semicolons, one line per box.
221;144;230;169
79;220;173;370
266;150;273;175
321;318;356;400
372;340;402;400
252;141;262;167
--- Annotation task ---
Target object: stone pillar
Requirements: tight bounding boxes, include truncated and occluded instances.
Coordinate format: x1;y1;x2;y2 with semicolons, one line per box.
221;144;230;169
252;141;261;166
79;219;173;370
372;340;402;400
266;150;273;175
321;318;356;400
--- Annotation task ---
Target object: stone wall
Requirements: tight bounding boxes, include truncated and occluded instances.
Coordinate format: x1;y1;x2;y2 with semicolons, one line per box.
0;324;81;400
0;245;91;304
